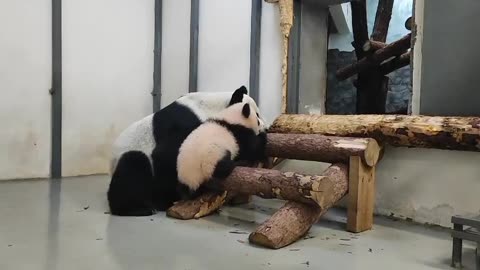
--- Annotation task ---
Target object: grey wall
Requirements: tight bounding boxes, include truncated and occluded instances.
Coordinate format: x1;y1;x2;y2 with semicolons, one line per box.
420;0;480;116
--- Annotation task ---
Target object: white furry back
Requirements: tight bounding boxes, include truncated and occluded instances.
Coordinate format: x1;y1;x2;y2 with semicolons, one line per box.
176;92;234;122
176;91;268;131
177;122;239;191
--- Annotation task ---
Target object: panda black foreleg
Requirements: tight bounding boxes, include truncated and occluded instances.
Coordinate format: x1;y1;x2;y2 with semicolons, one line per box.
255;131;268;162
151;168;184;211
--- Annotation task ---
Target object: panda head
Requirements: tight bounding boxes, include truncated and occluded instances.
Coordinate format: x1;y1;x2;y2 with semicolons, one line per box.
228;86;268;133
217;102;261;135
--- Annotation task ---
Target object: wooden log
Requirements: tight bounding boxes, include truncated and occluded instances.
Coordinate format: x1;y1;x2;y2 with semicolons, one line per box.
250;202;324;249
266;133;381;167
362;40;386;52
167;163;350;220
336;33;412;81
269;114;480;152
226;159;276;206
371;0;394;42
166;157;281;220
207;166;347;208
166;191;229;220
249;164;349;249
380;52;411;75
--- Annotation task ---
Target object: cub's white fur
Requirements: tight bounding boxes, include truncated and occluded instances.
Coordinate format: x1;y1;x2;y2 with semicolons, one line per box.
177;102;260;191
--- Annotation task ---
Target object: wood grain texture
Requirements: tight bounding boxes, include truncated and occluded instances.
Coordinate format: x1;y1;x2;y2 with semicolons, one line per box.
362;40;386;52
380;51;411;75
208;165;348;208
371;0;394;42
249;164;349;249
347;156;376;232
269;114;480;152
166;191;229;220
266;133;381;167
336;33;411;80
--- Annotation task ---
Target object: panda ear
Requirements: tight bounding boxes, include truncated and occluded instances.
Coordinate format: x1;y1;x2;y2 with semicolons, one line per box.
228;86;248;106
242;103;251;118
237;85;248;95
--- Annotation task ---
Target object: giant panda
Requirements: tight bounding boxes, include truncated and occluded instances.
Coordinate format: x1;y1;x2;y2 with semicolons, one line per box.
176;101;266;199
107;86;268;216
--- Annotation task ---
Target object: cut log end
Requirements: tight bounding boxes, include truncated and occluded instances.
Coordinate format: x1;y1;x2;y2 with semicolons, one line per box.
248;232;276;248
364;138;382;166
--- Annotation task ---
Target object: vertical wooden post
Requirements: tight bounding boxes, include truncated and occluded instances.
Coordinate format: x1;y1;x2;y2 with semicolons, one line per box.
347;156;376;232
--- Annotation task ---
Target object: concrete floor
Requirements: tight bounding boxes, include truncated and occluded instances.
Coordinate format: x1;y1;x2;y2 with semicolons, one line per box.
0;176;477;270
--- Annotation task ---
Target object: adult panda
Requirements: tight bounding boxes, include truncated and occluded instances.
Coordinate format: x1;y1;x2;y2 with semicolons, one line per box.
107;86;268;216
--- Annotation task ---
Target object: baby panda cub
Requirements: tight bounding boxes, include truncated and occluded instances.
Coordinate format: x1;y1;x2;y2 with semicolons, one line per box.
176;101;266;199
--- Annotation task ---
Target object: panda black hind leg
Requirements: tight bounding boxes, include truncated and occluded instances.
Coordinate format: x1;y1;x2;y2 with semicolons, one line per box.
212;151;236;179
107;151;156;216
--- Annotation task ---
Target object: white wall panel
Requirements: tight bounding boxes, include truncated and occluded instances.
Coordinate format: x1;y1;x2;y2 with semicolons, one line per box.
62;0;154;176
0;0;51;180
197;0;251;92
161;0;191;107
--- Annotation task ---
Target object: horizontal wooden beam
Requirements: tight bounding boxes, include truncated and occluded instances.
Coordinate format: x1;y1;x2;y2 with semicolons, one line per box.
266;133;381;167
166;163;350;221
380;52;411;75
362;40;386;52
269;114;480;152
208;165;348;208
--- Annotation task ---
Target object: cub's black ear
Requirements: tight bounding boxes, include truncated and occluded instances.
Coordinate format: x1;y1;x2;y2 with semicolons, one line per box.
242;103;251;118
228;86;248;106
237;85;248;95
